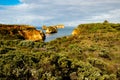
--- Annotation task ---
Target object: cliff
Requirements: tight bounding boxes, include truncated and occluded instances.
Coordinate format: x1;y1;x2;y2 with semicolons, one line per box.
0;24;45;41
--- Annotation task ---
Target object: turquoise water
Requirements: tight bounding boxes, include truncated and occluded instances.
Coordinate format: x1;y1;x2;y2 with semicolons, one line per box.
37;27;74;42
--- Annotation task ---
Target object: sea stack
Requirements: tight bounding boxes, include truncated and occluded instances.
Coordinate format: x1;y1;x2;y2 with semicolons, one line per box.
46;26;58;34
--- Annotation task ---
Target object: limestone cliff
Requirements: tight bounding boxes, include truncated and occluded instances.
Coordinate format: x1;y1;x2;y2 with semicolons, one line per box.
19;30;45;41
0;24;45;41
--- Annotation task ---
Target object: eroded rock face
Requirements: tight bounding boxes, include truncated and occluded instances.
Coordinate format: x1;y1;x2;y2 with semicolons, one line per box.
46;26;58;34
19;30;45;41
0;24;45;41
72;29;80;36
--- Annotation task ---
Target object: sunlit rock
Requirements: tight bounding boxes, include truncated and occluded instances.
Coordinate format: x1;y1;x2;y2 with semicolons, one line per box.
0;24;45;41
46;26;58;34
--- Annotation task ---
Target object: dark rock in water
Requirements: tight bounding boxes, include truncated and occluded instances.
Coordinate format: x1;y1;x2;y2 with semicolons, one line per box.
42;24;64;34
46;26;58;34
0;24;46;41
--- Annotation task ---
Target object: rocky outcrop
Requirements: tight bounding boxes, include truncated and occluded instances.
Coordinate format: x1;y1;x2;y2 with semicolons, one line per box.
19;30;45;41
42;25;47;30
0;24;45;41
42;24;64;34
42;24;64;30
56;24;64;28
72;28;80;36
46;26;58;34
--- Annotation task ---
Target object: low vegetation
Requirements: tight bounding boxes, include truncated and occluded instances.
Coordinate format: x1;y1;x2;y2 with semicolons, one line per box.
0;21;120;80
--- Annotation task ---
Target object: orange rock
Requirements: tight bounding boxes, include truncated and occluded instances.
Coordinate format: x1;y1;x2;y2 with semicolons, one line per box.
72;29;80;36
0;24;45;41
20;30;45;41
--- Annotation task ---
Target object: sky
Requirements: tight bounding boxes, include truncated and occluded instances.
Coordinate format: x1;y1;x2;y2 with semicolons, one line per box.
0;0;120;27
0;0;20;5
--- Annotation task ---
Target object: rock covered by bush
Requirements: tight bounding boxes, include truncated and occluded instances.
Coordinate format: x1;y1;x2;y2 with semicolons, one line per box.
72;20;120;36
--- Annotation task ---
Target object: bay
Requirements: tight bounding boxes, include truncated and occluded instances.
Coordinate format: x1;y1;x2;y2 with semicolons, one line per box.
37;27;74;42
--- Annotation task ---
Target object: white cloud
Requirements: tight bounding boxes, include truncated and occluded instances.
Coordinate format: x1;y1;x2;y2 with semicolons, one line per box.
19;0;120;5
90;9;120;22
0;0;120;26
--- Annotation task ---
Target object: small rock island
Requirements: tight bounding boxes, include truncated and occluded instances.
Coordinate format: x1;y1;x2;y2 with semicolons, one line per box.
46;26;58;34
42;24;64;34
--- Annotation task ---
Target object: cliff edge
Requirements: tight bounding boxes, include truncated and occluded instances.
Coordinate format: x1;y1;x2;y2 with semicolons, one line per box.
0;24;45;41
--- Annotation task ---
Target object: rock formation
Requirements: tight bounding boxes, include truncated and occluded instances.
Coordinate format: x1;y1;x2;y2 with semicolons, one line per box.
41;24;64;34
46;26;58;34
42;24;64;30
56;24;64;28
0;24;45;41
72;28;80;36
19;30;45;41
42;25;47;30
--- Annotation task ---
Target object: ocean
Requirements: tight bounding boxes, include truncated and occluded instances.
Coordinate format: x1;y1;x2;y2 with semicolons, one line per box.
37;27;74;42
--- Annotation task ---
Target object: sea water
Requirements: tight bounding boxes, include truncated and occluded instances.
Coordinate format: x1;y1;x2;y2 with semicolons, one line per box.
37;27;74;42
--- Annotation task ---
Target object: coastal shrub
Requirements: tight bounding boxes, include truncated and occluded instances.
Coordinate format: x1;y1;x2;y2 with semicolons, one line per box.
0;47;15;54
109;74;117;80
99;52;111;60
88;45;98;52
103;20;109;25
87;58;107;73
0;40;20;47
111;24;120;30
71;60;102;80
18;40;34;48
117;68;120;79
0;41;4;47
0;52;39;79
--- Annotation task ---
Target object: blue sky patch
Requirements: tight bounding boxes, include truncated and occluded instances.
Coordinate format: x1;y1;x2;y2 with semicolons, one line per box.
0;0;20;5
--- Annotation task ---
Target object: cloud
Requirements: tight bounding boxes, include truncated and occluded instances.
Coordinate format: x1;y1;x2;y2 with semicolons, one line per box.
0;0;120;26
0;3;54;25
91;9;120;23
